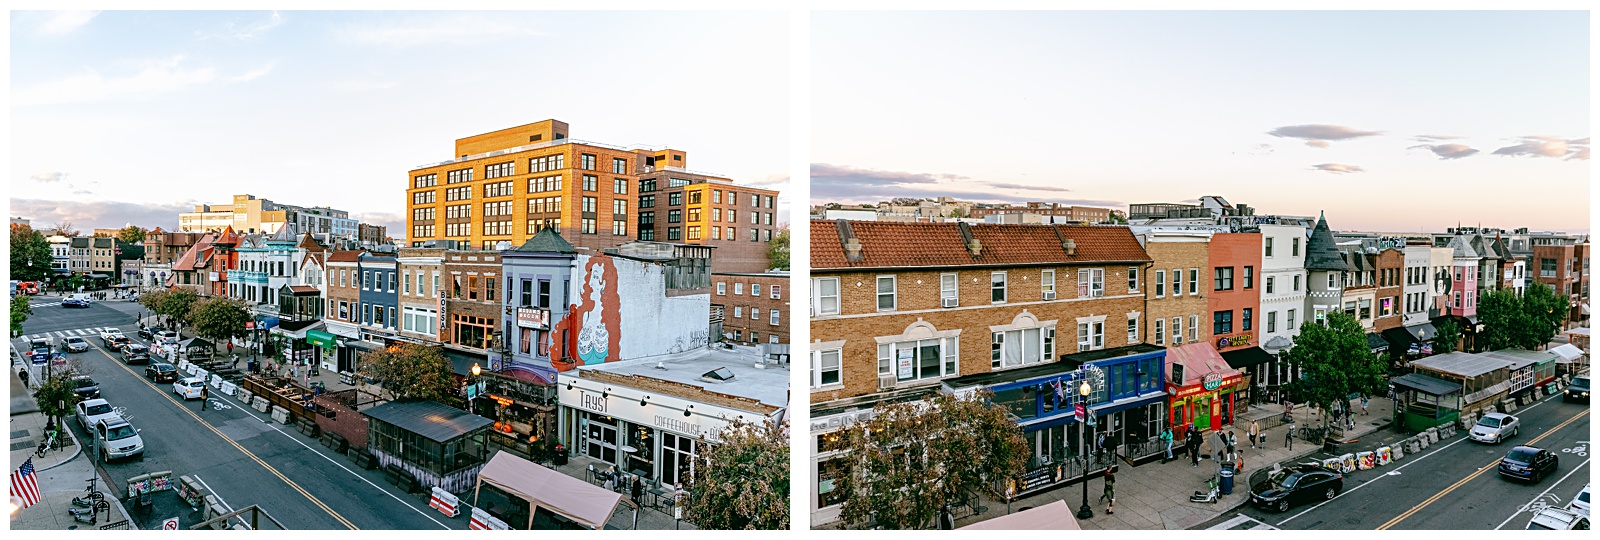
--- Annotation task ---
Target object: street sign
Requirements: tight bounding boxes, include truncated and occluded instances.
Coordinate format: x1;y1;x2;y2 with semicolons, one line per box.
163;517;180;530
246;322;255;330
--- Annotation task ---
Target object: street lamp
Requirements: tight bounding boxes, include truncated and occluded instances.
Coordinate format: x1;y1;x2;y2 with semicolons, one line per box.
1077;380;1094;520
469;362;482;414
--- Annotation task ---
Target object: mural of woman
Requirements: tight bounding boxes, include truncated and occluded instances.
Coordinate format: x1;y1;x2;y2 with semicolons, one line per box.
576;262;610;364
551;256;622;372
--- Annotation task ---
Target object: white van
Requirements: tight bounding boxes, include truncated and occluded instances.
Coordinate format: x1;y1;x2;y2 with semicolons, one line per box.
67;293;92;303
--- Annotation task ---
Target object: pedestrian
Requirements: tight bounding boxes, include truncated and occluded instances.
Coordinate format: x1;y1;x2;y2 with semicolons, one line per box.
1226;430;1238;457
18;368;31;389
1361;395;1370;415
1284;418;1294;450
200;384;210;411
630;475;643;504
1248;420;1260;449
1161;427;1175;462
1188;431;1202;467
1100;465;1117;514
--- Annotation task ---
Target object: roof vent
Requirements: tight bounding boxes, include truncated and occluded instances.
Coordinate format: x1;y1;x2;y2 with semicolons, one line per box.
1064;238;1077;256
700;367;735;383
844;237;863;259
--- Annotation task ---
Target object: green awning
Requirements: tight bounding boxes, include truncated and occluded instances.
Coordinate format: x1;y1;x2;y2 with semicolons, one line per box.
306;330;337;348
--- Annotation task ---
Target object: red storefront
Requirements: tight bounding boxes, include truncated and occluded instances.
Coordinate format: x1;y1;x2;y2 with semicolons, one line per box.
1166;342;1246;436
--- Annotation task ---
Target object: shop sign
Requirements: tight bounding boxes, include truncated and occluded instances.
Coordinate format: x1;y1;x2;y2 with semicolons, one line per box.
1016;464;1063;493
896;348;914;380
1215;334;1251;350
654;415;705;437
576;390;607;414
1202;372;1225;391
517;307;550;330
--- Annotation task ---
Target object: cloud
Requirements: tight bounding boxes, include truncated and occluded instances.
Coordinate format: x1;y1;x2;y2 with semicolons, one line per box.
986;182;1072;192
12;55;215;107
1492;135;1588;160
31;171;67;184
741;174;789;189
351;211;405;237
340;14;543;47
229;62;277;83
329;80;397;92
1234;143;1274;156
1414;134;1466;142
9;198;200;231
1310;163;1365;174
199;11;283;40
1268;124;1385;147
1408;143;1480;160
811;163;1120;207
34;11;100;35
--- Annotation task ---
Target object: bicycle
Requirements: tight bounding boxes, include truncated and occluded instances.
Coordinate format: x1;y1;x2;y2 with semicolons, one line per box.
35;428;66;458
73;476;106;507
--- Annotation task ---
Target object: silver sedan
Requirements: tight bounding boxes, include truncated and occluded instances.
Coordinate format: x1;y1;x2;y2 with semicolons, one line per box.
1470;412;1520;444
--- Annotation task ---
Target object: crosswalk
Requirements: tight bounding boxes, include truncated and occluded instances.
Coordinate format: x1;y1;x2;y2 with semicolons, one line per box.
1207;515;1280;530
16;327;121;342
29;302;62;308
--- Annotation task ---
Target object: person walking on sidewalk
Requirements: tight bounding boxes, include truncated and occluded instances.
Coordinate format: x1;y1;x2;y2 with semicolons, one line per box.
1283;418;1294;450
1100;465;1117;515
18;368;30;389
1161;427;1175;462
200;384;210;411
1361;394;1370;415
1248;420;1260;449
1187;429;1202;467
1226;430;1238;458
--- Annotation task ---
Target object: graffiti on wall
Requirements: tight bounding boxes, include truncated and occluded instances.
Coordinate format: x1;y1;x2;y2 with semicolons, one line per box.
551;256;622;372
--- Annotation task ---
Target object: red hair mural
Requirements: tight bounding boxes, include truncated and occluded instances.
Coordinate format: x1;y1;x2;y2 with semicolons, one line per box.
551;255;622;372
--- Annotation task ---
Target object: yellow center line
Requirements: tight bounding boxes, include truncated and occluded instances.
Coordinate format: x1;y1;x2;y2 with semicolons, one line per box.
93;344;359;530
1375;408;1589;530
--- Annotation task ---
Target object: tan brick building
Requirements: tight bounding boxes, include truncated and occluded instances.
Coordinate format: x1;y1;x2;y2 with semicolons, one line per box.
1136;230;1213;350
442;250;504;353
713;271;790;345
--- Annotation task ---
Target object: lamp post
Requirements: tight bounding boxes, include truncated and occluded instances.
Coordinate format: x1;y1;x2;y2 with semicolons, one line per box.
469;362;482;415
1077;380;1094;520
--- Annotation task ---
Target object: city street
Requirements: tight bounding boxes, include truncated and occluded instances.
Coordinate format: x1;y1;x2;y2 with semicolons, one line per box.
1204;391;1590;530
12;296;462;530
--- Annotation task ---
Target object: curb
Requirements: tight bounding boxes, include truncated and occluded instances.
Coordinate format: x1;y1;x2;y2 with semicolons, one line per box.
37;424;84;473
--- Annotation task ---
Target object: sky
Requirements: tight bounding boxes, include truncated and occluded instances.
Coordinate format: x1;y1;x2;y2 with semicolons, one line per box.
9;10;790;236
812;10;1592;234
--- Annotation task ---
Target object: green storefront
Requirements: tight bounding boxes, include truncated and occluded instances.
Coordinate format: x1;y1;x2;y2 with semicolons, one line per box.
306;330;338;371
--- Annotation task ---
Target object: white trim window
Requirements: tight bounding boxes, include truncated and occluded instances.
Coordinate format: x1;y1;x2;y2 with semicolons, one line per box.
1127;315;1139;343
1155;270;1166;298
770;309;780;326
1287;309;1297;329
717;282;726;295
1128;266;1139;293
1042;269;1056;300
1327;273;1337;288
752;284;762;297
1293;275;1301;292
1171;317;1183;344
880;338;960;382
734;283;744;295
992;327;1055;369
940;273;958;307
734;306;743;318
1172;268;1182;296
991;272;1007;304
1189;315;1199;342
811;349;841;388
876;275;897;312
1267;310;1277;333
1154;318;1165;345
813;277;840;316
1266;276;1275;294
1189;268;1200;296
1076;268;1103;298
770;285;781;299
1076;321;1105;352
752;308;761;321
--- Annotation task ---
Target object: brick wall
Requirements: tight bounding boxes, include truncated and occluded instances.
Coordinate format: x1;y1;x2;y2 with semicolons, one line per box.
312;389;370;449
1209;233;1262;351
713;273;791;344
1144;240;1212;347
1373;248;1405;331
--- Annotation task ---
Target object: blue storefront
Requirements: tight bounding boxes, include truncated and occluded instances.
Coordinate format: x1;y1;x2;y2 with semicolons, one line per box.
943;344;1169;498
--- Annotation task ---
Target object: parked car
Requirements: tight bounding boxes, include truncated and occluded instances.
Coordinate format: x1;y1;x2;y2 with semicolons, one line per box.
29;337;52;356
62;298;90;308
1566;376;1591;403
1526;508;1590;530
121;344;151;365
71;375;101;401
74;399;120;431
137;326;167;340
1498;445;1560;482
145;363;179;383
1250;463;1344;512
93;418;144;462
1570;484;1591;518
1469;412;1520;444
173;377;206;400
60;336;90;353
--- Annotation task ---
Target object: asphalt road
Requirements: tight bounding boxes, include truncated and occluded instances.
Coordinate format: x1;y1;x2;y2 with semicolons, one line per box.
13;297;466;530
1205;389;1591;530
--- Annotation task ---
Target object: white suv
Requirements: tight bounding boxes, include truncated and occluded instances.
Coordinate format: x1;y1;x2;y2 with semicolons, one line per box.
94;418;144;461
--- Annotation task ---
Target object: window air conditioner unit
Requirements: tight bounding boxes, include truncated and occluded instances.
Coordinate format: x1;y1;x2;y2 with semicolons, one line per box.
1078;341;1091;352
942;297;958;308
878;374;897;390
1043;291;1056;300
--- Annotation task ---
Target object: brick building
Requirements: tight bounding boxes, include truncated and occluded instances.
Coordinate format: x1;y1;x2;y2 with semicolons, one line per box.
322;250;367;372
1531;234;1590;326
713;271;789;345
638;173;781;273
969;202;1113;223
1136;230;1213;350
1206;232;1268;404
441;250;505;376
1372;245;1405;332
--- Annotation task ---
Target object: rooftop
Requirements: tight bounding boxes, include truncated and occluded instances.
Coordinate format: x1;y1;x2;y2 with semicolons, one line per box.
578;344;788;410
813;220;1152;270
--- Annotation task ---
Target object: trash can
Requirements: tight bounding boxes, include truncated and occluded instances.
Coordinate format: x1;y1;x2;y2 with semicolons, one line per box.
1219;462;1235;495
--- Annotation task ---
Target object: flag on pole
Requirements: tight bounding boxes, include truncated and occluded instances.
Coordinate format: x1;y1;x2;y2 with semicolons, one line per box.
11;458;41;508
1052;379;1063;400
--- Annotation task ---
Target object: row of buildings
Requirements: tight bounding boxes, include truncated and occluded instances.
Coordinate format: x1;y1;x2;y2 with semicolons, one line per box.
806;199;1589;526
813;198;1116;225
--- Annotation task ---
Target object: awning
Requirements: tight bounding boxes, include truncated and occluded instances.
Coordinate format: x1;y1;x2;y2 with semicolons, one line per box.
1366;333;1390;352
1383;323;1436;349
1550;343;1584;362
287;285;320;296
960;500;1079;530
306;329;337;348
476;452;622;530
88;274;111;279
444;347;487;377
1390;373;1461;396
1221;347;1276;370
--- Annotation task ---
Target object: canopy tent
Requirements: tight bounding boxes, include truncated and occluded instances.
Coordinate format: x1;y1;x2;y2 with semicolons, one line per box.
1550;343;1584;363
475;452;622;530
959;500;1080;530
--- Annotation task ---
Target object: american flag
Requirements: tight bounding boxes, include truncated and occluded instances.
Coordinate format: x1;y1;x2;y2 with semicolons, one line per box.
11;458;41;508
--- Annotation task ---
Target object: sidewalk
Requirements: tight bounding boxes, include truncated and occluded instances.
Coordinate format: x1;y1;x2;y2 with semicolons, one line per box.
9;366;136;530
954;397;1397;530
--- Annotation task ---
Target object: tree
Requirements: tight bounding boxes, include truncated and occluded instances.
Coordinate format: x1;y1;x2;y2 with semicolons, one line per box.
1520;281;1567;348
685;418;790;530
189;297;252;344
36;371;78;433
52;220;79;237
946;207;969;219
766;227;790;271
1283;312;1387;430
1433;318;1461;354
141;288;200;328
1108;210;1129;224
1476;288;1522;352
11;296;32;337
116;225;147;244
356;343;459;404
839;390;1028;529
10;224;54;282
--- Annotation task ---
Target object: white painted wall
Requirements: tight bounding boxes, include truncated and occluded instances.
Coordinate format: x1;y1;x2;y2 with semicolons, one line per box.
580;254;712;361
1258;224;1307;351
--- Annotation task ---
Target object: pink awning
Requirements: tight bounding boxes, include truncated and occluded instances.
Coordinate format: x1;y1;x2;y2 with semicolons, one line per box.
959;500;1080;530
475;452;621;530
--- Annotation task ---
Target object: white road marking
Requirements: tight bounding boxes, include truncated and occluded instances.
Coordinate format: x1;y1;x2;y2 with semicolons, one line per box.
192;474;251;529
1494;458;1592;530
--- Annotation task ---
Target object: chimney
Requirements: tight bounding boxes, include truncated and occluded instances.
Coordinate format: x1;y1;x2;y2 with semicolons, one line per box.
845;237;863;259
956;222;981;258
836;220;864;262
966;237;982;258
1064;238;1077;256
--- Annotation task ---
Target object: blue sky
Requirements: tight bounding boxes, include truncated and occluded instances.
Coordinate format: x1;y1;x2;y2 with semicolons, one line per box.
812;10;1591;233
10;10;790;235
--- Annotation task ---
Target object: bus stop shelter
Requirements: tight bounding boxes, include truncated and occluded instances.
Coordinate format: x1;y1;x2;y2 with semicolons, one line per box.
474;451;622;530
1389;373;1462;433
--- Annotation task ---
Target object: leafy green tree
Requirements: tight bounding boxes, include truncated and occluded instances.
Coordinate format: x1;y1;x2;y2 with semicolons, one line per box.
1108;210;1129;224
685;418;790;530
946;207;969;218
1433;318;1461;354
839;390;1028;529
766;227;790;271
10;224;54;282
141;288;200;328
189;296;252;344
36;372;78;433
1519;281;1567;348
11;296;32;337
357;343;459;404
1476;288;1522;351
1284;312;1387;430
116;225;147;244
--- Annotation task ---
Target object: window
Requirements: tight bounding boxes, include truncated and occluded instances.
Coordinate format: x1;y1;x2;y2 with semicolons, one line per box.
1292;237;1300;257
388;272;397;292
1242;308;1253;331
991;272;1007;303
614;199;628;215
688;208;701;222
483;221;513;235
445;187;472;201
581;218;596;234
1287;309;1296;329
1265;237;1274;257
751;194;760;206
582;175;597;191
538;280;552;308
528;154;564;172
1379;297;1392;317
1314;308;1327;326
734;283;744;295
412;191;436;205
485;161;514;179
751;308;761;321
1128;315;1139;343
1327;273;1337;288
751;284;761;297
413;174;437;188
613;218;627;236
528;175;563;194
733;306;743;319
770;309;780;325
726;208;734;222
813;278;839;316
1189;315;1199;342
484;200;513;217
686;226;700;240
580;154;596;170
363;270;371;290
1244;266;1254;289
611;158;627;174
447;168;472;184
1292;275;1301;291
1076;321;1104;351
1214;267;1234;291
883;337;960;381
1172;269;1181;296
689;191;702;204
613;177;628;195
874;276;897;311
1155;270;1165;297
1213;310;1233;335
1171;317;1182;343
750;211;759;225
1128;266;1139;292
667;227;680;241
1189;268;1199;295
1076;268;1103;298
1154;318;1166;344
812;349;841;387
1266;276;1275;294
716;282;726;295
940;273;958;306
483;181;515;198
771;285;781;299
667;210;681;224
1267;311;1277;333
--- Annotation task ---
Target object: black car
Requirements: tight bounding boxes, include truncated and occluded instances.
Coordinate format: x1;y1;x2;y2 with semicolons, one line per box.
1499;445;1560;482
121;343;149;359
1566;376;1591;403
62;298;90;308
144;363;178;383
71;376;101;401
1250;464;1344;512
137;326;167;340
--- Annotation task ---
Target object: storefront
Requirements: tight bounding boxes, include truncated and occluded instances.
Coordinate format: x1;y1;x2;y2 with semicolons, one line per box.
1219;346;1275;406
1166;342;1245;435
1383;322;1438;368
808;388;933;527
305;329;337;372
476;371;559;463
